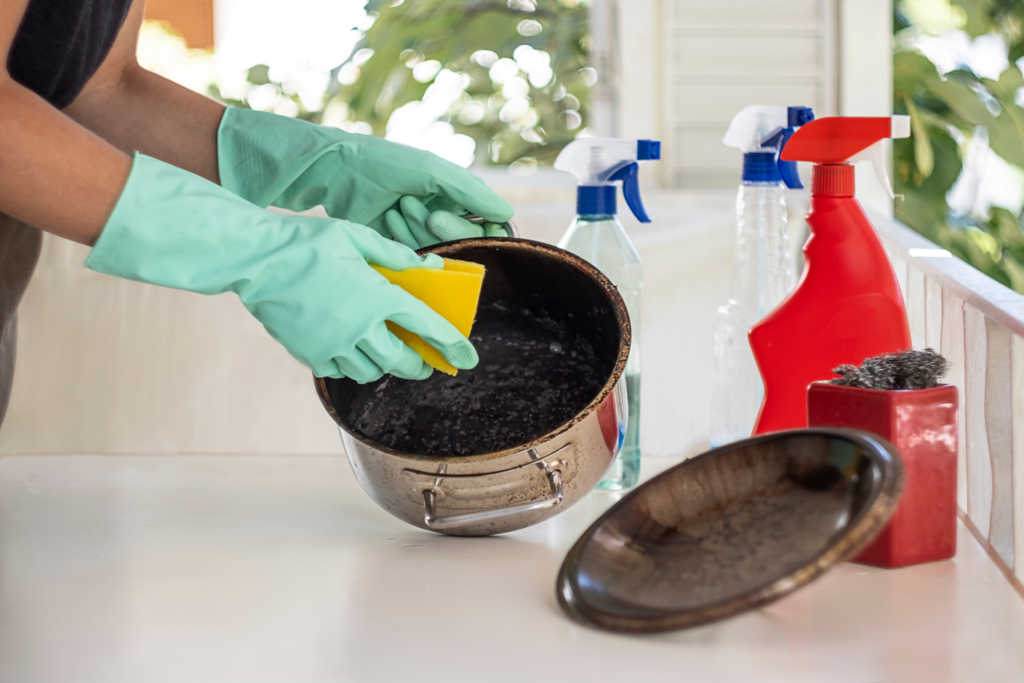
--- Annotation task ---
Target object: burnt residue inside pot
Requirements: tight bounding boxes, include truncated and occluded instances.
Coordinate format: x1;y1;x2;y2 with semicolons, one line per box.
325;242;625;457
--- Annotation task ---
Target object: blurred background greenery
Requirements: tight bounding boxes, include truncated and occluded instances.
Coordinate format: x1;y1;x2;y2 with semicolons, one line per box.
894;0;1024;292
203;0;591;171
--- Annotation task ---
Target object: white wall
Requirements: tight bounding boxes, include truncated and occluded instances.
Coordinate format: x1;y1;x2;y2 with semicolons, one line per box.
0;237;341;455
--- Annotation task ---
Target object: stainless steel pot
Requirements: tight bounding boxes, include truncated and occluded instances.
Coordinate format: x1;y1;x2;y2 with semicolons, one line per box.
315;238;631;536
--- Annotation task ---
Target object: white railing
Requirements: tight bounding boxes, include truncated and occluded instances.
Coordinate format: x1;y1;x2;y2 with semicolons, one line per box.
873;210;1024;596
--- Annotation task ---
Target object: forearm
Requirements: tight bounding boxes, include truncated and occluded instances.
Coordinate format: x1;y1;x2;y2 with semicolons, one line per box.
0;0;222;245
0;79;131;245
63;65;225;184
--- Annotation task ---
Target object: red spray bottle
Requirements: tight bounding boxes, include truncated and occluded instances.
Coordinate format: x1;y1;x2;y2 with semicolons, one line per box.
750;117;913;435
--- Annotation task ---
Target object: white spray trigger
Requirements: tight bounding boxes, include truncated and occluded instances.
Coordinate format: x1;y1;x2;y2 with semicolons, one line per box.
848;140;902;201
722;105;788;152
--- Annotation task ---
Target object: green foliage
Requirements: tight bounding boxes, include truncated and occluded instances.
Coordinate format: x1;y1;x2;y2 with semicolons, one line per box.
894;0;1024;292
209;64;327;123
335;0;590;166
207;1;589;167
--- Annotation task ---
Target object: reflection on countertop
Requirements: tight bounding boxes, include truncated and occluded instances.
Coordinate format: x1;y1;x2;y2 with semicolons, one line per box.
0;453;1022;683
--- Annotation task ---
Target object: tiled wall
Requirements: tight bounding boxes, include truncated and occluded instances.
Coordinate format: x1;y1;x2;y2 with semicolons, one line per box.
879;216;1024;595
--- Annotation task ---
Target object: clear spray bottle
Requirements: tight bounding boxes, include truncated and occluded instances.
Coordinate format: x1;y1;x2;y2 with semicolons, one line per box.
554;138;660;490
709;106;813;447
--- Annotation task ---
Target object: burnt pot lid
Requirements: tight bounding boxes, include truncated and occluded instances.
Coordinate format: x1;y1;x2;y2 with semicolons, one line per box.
556;428;904;633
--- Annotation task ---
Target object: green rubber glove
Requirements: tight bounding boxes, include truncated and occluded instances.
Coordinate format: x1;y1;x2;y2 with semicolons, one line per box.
384;196;513;250
86;153;479;383
217;107;513;238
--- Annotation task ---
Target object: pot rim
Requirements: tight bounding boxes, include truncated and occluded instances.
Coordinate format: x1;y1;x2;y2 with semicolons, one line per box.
808;380;956;395
313;236;632;464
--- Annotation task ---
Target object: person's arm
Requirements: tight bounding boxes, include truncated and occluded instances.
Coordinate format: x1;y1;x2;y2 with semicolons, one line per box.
0;0;225;246
0;0;132;245
62;0;225;184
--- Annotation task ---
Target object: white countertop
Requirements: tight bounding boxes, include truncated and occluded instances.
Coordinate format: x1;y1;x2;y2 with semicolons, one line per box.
1;454;1023;683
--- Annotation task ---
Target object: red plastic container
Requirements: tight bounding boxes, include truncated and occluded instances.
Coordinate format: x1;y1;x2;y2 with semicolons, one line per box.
750;117;913;436
807;381;958;568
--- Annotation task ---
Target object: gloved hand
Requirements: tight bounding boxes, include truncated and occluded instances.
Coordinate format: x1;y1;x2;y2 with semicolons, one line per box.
384;196;513;250
86;153;478;383
216;107;513;239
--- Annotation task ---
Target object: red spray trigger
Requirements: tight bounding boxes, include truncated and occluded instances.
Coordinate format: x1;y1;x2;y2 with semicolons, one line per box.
780;116;910;198
780;118;892;163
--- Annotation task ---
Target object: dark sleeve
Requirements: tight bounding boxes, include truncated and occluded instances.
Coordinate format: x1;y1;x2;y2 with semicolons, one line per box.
7;0;133;108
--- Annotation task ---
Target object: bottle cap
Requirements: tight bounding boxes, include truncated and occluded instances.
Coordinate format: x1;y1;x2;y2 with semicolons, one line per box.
811;165;855;197
577;186;617;217
742;151;784;183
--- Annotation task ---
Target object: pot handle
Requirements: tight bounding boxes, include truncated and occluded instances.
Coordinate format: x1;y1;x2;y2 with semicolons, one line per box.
422;467;563;531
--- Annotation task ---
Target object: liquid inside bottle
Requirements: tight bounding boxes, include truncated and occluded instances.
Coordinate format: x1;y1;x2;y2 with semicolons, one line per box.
558;215;642;490
709;182;793;447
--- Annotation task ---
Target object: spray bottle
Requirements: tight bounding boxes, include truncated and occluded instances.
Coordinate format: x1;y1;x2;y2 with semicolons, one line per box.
709;105;814;447
554;138;661;490
750;116;913;435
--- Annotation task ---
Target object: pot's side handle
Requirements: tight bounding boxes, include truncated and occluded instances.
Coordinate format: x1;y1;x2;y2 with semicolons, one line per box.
422;465;563;531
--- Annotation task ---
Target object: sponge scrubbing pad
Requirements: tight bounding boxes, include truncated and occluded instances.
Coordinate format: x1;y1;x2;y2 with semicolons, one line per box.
371;258;485;375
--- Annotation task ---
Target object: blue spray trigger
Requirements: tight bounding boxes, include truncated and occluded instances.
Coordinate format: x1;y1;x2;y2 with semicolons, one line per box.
779;107;813;189
609;163;651;223
761;127;804;190
777;160;802;190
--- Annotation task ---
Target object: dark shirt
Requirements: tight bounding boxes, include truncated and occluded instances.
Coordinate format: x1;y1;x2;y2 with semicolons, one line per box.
7;0;133;108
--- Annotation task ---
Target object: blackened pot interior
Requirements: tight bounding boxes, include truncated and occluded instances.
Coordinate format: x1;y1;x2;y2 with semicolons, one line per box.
324;239;627;457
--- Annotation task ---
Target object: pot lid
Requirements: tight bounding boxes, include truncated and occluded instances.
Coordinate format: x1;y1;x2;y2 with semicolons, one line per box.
556;428;904;633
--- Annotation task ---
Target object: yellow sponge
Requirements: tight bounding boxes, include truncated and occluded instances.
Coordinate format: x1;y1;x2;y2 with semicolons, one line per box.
370;258;486;375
